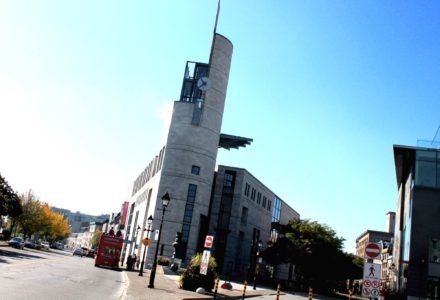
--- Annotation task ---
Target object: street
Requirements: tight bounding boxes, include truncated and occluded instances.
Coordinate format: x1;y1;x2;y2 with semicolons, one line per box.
0;246;127;300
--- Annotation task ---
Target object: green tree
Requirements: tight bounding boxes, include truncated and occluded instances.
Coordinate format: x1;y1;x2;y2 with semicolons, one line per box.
263;219;362;293
0;173;22;219
14;190;45;239
90;229;102;249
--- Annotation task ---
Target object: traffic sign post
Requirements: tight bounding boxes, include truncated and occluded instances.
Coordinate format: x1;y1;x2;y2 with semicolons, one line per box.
362;262;381;298
200;250;211;275
364;242;381;260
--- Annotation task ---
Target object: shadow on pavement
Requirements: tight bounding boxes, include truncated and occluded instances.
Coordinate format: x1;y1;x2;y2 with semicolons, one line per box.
0;248;47;264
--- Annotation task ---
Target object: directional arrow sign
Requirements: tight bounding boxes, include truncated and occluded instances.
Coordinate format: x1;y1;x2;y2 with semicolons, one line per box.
364;242;381;259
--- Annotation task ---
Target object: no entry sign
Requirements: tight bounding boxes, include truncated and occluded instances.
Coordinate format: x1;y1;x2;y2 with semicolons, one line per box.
204;235;214;248
364;242;381;259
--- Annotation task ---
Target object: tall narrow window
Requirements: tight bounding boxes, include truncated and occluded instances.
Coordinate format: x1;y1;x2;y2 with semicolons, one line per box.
181;184;197;243
241;207;248;226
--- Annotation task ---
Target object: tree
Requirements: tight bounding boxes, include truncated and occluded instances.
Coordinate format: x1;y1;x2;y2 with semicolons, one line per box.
15;190;45;239
90;229;102;249
263;219;362;293
0;173;22;219
41;204;70;241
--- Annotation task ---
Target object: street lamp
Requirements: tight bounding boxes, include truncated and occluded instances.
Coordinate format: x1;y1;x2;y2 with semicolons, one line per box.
148;192;170;288
139;215;153;276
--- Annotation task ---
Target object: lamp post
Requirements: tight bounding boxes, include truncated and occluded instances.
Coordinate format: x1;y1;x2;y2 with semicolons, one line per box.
133;225;140;256
139;215;153;276
253;241;262;290
148;192;170;288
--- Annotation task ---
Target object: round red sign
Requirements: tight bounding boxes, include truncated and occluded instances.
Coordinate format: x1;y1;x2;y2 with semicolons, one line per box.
204;235;214;248
365;243;381;259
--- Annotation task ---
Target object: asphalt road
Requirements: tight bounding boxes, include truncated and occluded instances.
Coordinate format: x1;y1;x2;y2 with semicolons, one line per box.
0;246;127;300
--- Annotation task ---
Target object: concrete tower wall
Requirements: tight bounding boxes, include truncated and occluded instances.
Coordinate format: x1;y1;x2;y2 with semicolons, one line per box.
151;34;234;262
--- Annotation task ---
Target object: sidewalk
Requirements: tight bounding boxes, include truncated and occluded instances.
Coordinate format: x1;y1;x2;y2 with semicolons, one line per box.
122;266;277;300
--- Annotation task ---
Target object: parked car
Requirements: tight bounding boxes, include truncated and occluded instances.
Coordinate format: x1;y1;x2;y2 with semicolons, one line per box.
40;241;50;251
72;248;84;257
24;240;41;249
50;242;64;250
86;248;95;258
9;237;24;249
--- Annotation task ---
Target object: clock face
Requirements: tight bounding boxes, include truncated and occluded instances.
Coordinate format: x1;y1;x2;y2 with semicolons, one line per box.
197;77;212;91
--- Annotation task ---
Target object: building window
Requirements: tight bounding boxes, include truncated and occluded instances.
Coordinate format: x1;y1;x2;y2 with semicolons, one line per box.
191;165;200;175
262;196;267;208
251;188;256;201
272;197;282;222
257;192;261;204
224;172;234;188
267;200;272;211
244;183;250;197
181;184;197;242
241;207;248;226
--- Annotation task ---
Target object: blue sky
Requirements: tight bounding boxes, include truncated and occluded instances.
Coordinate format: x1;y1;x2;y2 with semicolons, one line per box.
1;1;440;253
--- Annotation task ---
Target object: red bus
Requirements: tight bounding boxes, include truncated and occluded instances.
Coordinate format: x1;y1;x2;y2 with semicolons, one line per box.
94;232;123;269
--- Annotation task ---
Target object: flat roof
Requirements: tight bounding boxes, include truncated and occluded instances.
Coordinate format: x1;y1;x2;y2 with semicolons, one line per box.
219;133;253;150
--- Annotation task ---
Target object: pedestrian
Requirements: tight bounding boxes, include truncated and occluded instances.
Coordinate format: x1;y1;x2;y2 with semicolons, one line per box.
126;255;133;271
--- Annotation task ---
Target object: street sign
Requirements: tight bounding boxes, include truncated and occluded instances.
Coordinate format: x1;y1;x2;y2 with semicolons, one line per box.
142;238;151;246
362;262;381;298
204;235;214;248
364;242;381;259
200;250;211;275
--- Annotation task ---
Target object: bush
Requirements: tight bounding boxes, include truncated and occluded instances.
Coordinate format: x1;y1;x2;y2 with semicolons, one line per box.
179;253;218;292
158;256;170;266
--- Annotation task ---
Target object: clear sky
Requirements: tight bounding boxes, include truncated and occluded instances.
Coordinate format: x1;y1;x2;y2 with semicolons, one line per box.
1;1;440;253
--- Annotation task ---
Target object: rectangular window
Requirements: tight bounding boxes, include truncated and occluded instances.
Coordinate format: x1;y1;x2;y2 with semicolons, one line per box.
224;173;233;187
251;188;256;201
241;207;248;226
272;197;282;222
262;196;267;208
267;200;272;211
191;165;200;175
181;184;197;242
257;192;261;204
244;183;250;197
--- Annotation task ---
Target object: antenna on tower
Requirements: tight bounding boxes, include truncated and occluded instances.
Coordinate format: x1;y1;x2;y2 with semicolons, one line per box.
214;0;220;34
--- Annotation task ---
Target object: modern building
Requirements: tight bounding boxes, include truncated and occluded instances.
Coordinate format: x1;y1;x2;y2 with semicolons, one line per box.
121;29;299;280
208;165;299;278
392;145;440;299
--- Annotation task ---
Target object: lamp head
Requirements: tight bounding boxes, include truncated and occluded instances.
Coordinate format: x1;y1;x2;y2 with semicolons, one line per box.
147;215;153;225
161;192;171;208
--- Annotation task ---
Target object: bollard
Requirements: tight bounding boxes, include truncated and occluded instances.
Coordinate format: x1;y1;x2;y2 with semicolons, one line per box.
308;286;313;300
241;280;247;300
213;278;219;300
276;283;281;300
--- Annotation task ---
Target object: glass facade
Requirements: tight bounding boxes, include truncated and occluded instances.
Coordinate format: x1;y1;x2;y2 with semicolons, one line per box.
415;150;440;188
